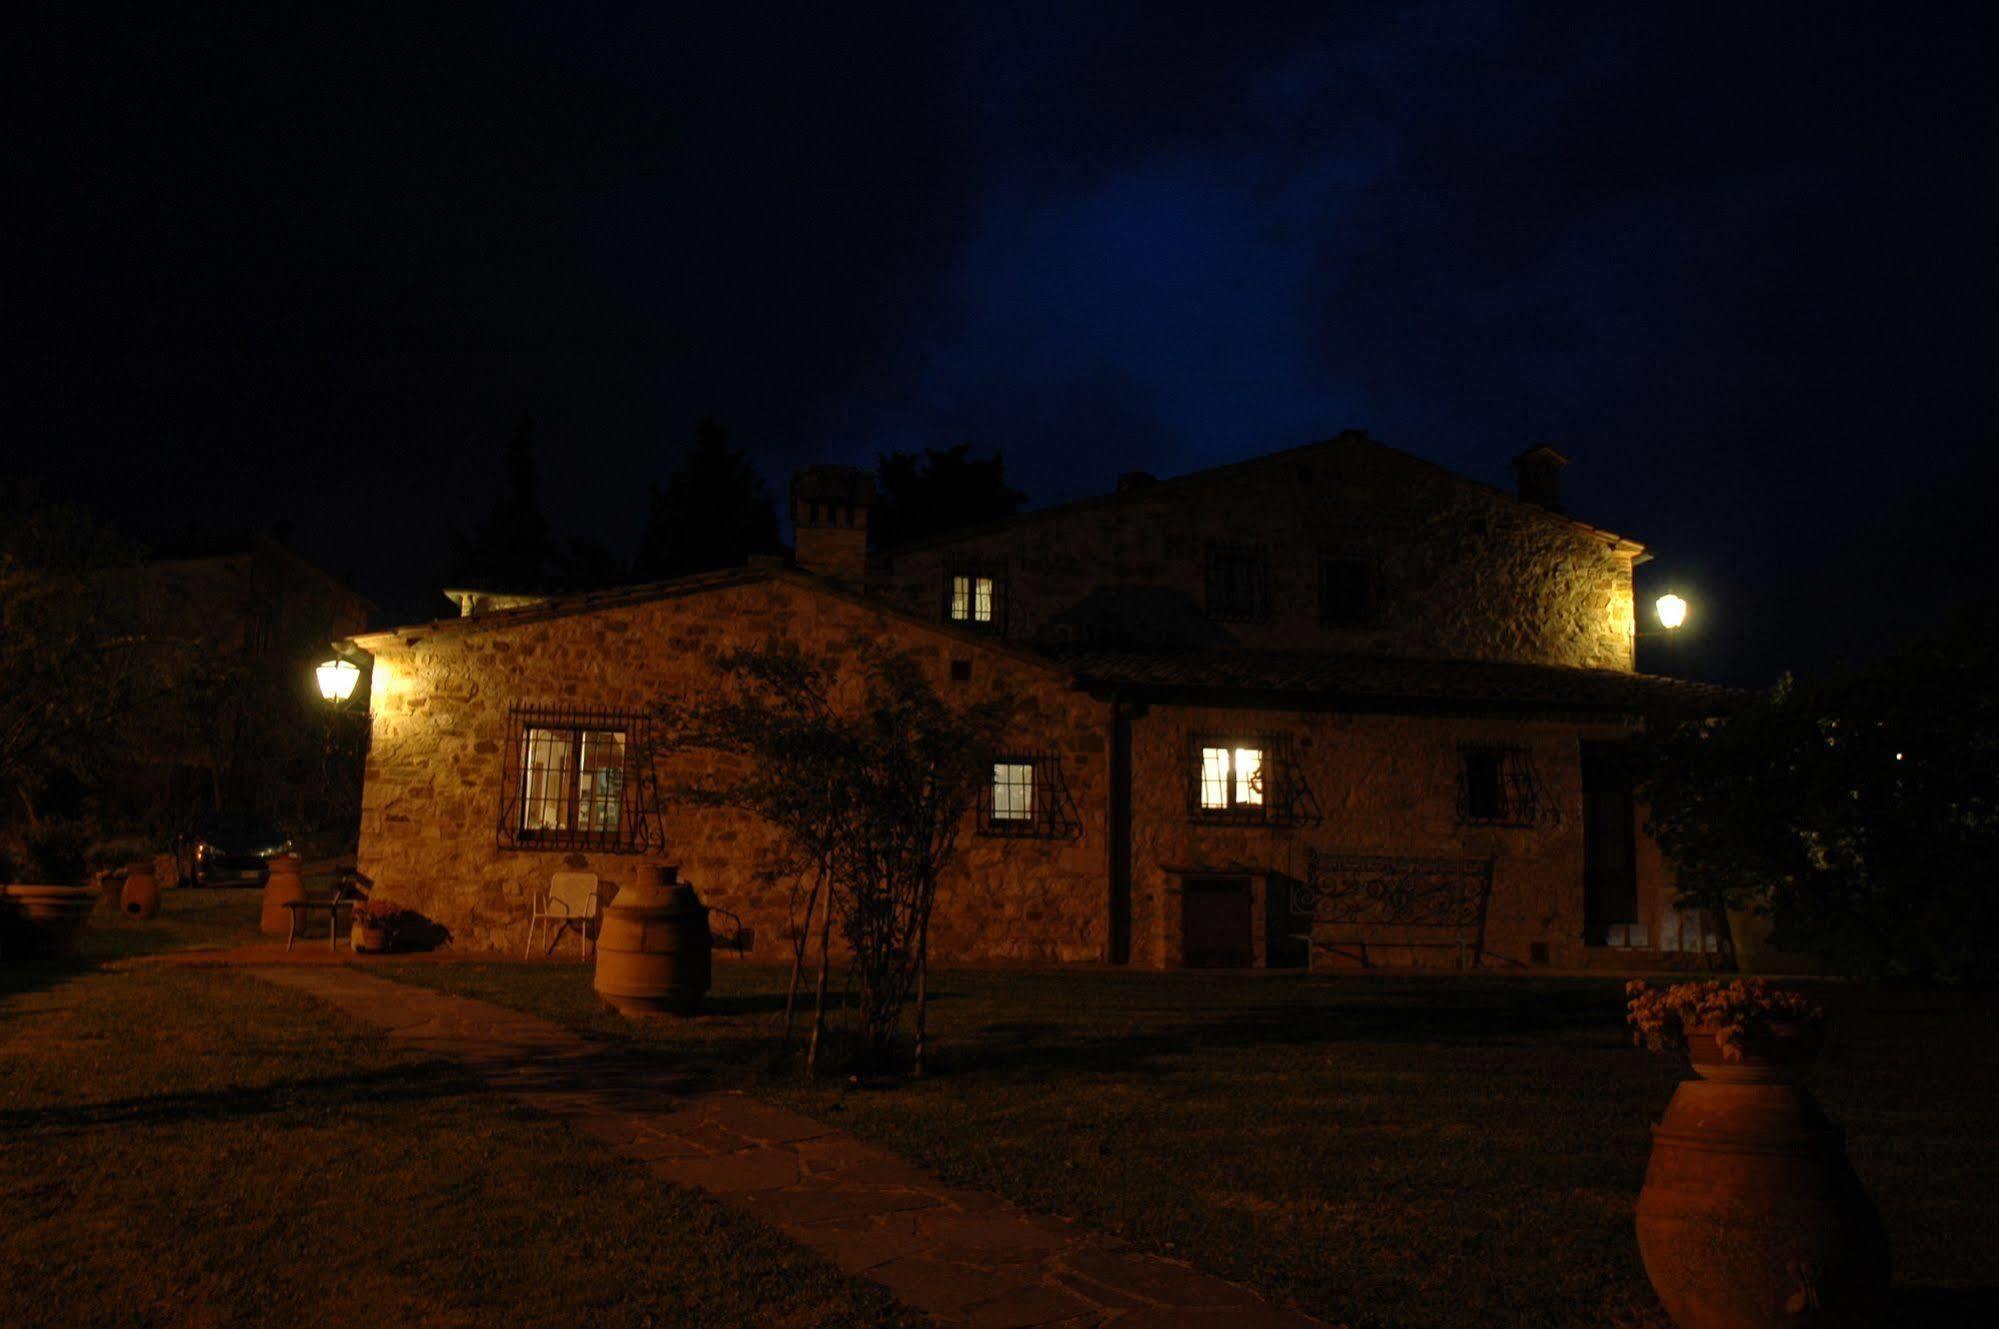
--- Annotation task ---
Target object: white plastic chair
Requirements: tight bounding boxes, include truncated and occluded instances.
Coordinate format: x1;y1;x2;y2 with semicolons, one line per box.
526;871;599;959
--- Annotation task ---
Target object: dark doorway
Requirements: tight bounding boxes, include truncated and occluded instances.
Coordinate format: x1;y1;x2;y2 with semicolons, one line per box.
1581;740;1640;945
1181;876;1253;967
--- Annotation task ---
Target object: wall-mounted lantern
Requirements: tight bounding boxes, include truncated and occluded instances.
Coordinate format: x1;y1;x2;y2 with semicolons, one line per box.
315;657;361;704
1655;593;1689;632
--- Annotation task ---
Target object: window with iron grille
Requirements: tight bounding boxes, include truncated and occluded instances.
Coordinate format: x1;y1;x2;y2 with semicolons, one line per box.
944;562;1007;633
498;704;661;852
978;753;1079;838
1318;552;1382;628
1204;542;1271;622
1457;744;1540;827
1186;732;1318;827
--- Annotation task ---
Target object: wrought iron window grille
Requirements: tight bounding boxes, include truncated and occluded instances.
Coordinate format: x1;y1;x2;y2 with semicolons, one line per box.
977;752;1080;839
497;703;663;853
943;561;1008;634
1185;732;1320;827
1455;743;1546;827
1204;541;1271;622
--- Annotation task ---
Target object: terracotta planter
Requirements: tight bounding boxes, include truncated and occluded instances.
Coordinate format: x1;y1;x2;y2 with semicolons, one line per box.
121;860;160;920
351;921;393;953
259;854;306;934
1636;1024;1890;1329
594;865;711;1017
0;884;99;957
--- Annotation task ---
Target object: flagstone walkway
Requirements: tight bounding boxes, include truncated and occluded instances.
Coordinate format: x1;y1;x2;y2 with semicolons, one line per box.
250;966;1325;1328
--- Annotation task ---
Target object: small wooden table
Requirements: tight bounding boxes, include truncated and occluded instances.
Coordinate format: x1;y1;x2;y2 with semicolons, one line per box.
283;898;353;952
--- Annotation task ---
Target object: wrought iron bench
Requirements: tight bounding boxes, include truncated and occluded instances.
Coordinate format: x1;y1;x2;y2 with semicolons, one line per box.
1290;849;1497;971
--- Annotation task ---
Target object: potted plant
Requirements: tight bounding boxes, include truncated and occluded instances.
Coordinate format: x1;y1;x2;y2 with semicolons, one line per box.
1628;979;1888;1329
1626;978;1825;1084
1;822;101;957
350;898;409;954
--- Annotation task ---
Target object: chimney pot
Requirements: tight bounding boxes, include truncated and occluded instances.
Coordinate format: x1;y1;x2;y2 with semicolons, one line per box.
1509;446;1569;513
790;465;875;581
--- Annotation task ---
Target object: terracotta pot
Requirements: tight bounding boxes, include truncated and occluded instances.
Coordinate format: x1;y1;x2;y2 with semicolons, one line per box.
121;860;160;920
1682;1021;1825;1086
0;884;99;956
351;921;393;953
259;854;306;934
594;865;711;1016
1636;1024;1889;1328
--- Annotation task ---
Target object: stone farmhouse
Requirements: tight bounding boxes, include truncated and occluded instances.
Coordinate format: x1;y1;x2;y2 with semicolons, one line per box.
345;431;1731;970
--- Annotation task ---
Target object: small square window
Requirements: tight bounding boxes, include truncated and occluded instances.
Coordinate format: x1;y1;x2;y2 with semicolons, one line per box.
1205;543;1271;622
992;762;1034;822
979;754;1077;838
1457;744;1538;827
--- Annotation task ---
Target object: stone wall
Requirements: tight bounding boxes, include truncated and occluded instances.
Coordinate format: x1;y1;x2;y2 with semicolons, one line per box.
877;435;1638;672
354;575;1110;961
1122;703;1677;969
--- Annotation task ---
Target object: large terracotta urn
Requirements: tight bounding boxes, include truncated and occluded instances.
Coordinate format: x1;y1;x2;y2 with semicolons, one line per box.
121;859;160;920
259;853;307;934
0;885;99;956
1635;1024;1889;1329
594;865;712;1017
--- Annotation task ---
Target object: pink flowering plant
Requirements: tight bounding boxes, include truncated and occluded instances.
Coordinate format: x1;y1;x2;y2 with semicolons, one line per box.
1626;978;1825;1062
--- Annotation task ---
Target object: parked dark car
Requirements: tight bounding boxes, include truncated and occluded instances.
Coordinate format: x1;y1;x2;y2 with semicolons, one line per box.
179;812;293;887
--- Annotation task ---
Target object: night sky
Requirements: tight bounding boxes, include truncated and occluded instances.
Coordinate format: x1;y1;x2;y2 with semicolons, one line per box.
11;2;1997;685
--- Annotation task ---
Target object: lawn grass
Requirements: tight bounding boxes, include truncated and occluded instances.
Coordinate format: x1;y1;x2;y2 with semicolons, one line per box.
382;959;1999;1329
77;884;270;960
0;959;914;1328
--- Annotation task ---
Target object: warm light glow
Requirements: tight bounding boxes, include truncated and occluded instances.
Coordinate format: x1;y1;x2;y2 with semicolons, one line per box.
1655;593;1688;631
316;658;361;703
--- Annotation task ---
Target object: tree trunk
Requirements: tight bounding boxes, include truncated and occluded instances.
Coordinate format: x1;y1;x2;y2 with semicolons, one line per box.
782;871;821;1044
806;886;835;1076
913;881;933;1076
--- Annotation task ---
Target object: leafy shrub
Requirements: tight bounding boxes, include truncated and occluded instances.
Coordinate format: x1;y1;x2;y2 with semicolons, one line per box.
24;821;92;886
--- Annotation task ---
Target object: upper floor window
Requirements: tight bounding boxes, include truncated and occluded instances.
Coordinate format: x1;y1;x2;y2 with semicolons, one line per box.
945;563;1006;632
1457;744;1539;827
1205;542;1271;622
1187;732;1317;827
978;753;1078;838
499;704;661;852
1318;553;1381;629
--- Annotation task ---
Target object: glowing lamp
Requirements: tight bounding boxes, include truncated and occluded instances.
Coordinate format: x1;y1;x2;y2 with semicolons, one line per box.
1655;593;1688;631
316;658;361;704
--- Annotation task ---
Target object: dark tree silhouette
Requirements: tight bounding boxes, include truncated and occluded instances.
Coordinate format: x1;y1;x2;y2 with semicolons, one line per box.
871;445;1026;549
632;420;781;580
448;417;560;590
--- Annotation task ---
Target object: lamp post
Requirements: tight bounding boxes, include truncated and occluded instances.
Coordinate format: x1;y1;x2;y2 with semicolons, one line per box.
314;653;369;849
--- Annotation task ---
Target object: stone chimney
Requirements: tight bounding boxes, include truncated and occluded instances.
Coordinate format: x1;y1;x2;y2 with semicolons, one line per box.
1509;446;1569;513
790;465;875;582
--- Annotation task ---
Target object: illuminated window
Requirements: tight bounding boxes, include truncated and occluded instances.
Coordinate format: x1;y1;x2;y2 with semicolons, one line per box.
979;753;1077;838
501;705;659;852
992;762;1034;822
1199;744;1265;811
944;563;1006;632
523;726;625;835
1188;733;1315;826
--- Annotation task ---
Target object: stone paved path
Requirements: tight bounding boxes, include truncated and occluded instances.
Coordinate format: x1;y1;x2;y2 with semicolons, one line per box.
250;966;1325;1328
